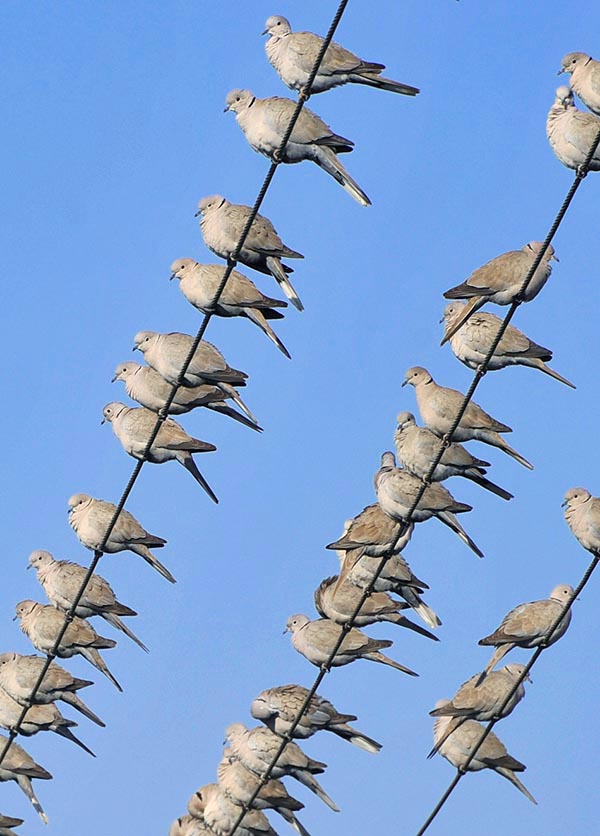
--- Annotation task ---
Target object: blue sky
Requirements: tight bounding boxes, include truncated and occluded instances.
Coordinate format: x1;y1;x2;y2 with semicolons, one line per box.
2;1;600;834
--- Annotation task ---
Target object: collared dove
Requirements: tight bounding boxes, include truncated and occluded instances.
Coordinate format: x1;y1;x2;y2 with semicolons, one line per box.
112;361;261;430
0;651;104;727
547;85;600;171
101;401;218;504
428;663;530;758
191;784;278;836
477;584;573;682
68;493;175;583
14;599;122;692
170;259;290;358
563;487;600;555
196;195;304;311
432;702;536;804
0;815;23;836
375;451;484;557
560;52;600;115
441;242;557;344
224;722;338;812
263;15;419;97
0;686;95;757
250;684;382;753
28;549;148;652
285;613;418;676
394;411;513;501
402;366;533;470
133;330;255;423
0;735;52;824
225;89;371;207
169;814;212;836
326;504;414;558
441;303;575;388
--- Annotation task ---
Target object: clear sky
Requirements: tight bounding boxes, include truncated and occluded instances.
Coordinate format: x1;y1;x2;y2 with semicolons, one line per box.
1;1;600;834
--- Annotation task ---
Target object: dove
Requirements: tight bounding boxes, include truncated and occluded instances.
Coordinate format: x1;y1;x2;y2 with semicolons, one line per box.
170;259;290;358
250;684;382;753
196;194;304;311
394;411;513;501
263;15;419;97
101;401;217;503
224;723;339;812
441;242;557;344
169;815;212;836
191;784;278;836
441;303;575;388
285;613;418;676
0;736;52;824
375;451;484;557
428;664;530;758
112;361;260;430
326;504;414;558
0;652;104;726
0;687;95;756
314;574;437;640
432;702;536;804
14;600;122;692
403;366;533;470
0;814;23;836
225;89;371;207
547;85;600;171
477;584;573;682
563;487;600;556
68;492;175;583
28;549;148;652
560;52;600;116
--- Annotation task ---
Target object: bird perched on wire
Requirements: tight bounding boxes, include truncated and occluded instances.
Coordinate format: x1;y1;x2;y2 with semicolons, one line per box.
0;735;52;824
559;52;600;116
563;487;600;556
546;85;600;173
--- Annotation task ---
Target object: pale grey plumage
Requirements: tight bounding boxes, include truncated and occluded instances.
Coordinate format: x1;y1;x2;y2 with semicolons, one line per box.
547;85;600;171
326;503;413;557
560;52;600;115
169;814;212;836
563;487;600;555
0;735;52;824
192;784;278;836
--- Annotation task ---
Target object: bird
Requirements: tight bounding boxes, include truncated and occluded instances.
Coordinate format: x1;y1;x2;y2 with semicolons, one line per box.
432;701;536;804
191;783;278;836
563;487;600;555
402;366;533;469
196;194;304;310
101;401;218;503
28;549;148;652
169;814;212;836
68;492;175;583
375;451;484;557
262;15;419;97
250;683;382;753
394;411;513;500
0;735;52;824
546;85;600;172
326;503;414;557
441;303;575;388
0;814;23;836
225;89;371;206
560;52;600;115
170;259;290;358
441;242;557;344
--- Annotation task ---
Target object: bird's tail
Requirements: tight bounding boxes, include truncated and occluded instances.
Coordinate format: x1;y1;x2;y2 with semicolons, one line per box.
17;775;49;825
265;257;304;311
80;648;123;693
55;724;96;757
207;400;262;431
467;472;513;501
216;381;259;424
331;723;382;754
489;434;534;470
367;651;419;676
245;309;291;358
295;773;340;813
475;644;512;686
390;613;439;641
104;611;149;653
61;692;106;727
354;72;420;96
133;544;177;584
439;297;483;345
179;454;219;504
437;511;484;557
496;767;538;805
532;358;576;389
315;147;372;207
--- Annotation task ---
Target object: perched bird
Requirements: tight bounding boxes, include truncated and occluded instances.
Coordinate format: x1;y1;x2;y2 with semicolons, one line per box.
402;366;533;470
477;584;573;682
394;411;512;500
0;651;104;726
326;504;414;557
285;613;418;675
563;487;600;555
441;303;575;388
225;89;371;207
28;549;148;652
441;242;557;344
250;684;382;753
169;814;211;836
196;194;304;310
191;783;278;836
112;361;260;430
375;451;484;557
560;52;600;115
263;15;419;97
546;85;600;172
0;814;23;836
14;599;122;692
102;401;218;503
170;259;290;358
0;735;52;824
68;493;175;583
432;701;536;804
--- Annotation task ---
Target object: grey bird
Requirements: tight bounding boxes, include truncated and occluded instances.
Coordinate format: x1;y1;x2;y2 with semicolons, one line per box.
169;814;212;836
196;194;304;311
560;52;600;115
403;366;533;470
563;487;600;555
441;242;557;344
28;549;148;652
170;259;290;358
263;15;419;97
191;783;278;836
0;735;52;824
102;401;217;503
68;492;175;583
250;684;382;753
546;85;600;172
326;503;414;558
225;89;371;207
0;814;23;836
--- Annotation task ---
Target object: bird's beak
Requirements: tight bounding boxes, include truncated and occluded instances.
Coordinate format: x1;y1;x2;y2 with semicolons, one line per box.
552;254;559;262
12;615;17;622
101;417;107;425
133;344;139;352
525;673;533;683
261;28;269;35
560;499;568;507
557;68;565;76
194;209;202;217
401;379;408;387
26;564;32;571
438;315;445;324
282;627;290;635
223;104;231;113
169;273;176;281
111;374;117;383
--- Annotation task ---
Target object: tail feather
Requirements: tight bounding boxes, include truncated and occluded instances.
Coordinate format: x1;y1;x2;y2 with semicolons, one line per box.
492;436;534;470
54;725;96;757
61;692;106;727
315;147;371;206
133;544;177;583
466;473;513;501
390;614;439;641
496;767;537;804
427;717;466;759
104;612;149;653
245;309;291;359
475;644;513;686
16;775;49;824
278;810;312;836
178;453;219;504
531;359;576;389
295;774;339;813
266;256;304;311
437;512;484;557
207;401;262;431
354;73;420;96
367;651;418;676
216;382;259;424
331;724;382;754
440;297;484;345
80;648;123;692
